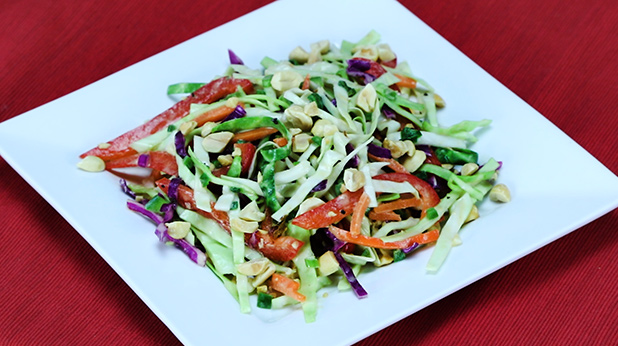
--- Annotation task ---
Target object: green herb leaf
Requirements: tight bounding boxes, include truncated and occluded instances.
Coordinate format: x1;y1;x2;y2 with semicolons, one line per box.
166;82;205;95
393;249;406;262
257;292;273;309
401;127;422;142
434;147;479;165
426;207;439;219
305;258;320;268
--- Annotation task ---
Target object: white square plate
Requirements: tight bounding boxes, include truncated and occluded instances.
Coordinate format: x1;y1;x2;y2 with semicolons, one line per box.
1;0;617;345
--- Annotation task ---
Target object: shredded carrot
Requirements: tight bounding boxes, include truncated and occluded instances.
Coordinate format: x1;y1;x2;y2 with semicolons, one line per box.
272;137;288;147
367;153;409;173
193;104;237;126
231;127;279;142
271;273;306;302
394;73;417;89
372;197;421;214
329;225;440;249
301;73;311;90
368;209;401;221
350;192;370;235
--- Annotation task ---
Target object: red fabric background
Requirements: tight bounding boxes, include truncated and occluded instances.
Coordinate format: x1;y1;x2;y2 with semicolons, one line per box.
1;0;616;345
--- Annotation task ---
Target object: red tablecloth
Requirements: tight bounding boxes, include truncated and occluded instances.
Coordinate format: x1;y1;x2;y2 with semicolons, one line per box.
1;0;616;344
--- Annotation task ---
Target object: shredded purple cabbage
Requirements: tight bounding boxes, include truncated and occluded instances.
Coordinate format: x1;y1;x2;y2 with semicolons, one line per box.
166;177;183;203
402;242;420;254
324;229;346;252
426;172;450;198
345;143;360;168
160;202;176;223
222;104;247;122
416;144;442;164
137;154;149;167
310;228;368;298
127;199;164;224
309;228;346;257
346;59;376;85
334;252;368;298
415;144;435;158
228;49;244;65
478;160;503;172
174;131;187;158
347;58;371;71
155;223;206;266
367;143;392;159
310;180;327;193
381;104;397;119
119;179;136;199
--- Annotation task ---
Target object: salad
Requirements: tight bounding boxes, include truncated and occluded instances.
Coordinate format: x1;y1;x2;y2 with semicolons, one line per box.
77;31;510;322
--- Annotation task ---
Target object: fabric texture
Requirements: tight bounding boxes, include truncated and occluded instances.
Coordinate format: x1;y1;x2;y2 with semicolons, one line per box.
1;0;616;345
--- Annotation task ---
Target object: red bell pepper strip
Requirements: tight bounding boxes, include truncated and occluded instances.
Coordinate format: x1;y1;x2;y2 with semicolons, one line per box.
422;146;442;166
231;127;279;143
373;172;440;216
372;196;421;214
329;225;440;249
155;178;303;262
211;166;231;177
192;104;237;127
380;58;397;68
156;178;230;230
272;137;288;147
248;231;304;262
106;151;178;176
394;73;417;89
350;191;370;235
270;273;306;302
210;142;255;178
234;142;255;177
80;77;253;161
301;73;311;90
368;209;401;221
367;153;409;174
291;189;365;230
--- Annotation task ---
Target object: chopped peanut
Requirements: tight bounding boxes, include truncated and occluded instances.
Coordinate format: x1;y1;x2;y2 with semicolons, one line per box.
377;43;396;62
311;119;338;137
202;131;234;153
293;133;313;153
357;83;377;112
284;104;313;130
489;184;511;203
465;205;479;223
217;154;234;166
165;221;191;239
352;45;378;61
461;163;479;176
289;46;309;63
318;251;339;276
179;121;198;135
297;197;325;216
237;258;270;276
402;150;426;173
239;201;265;222
271;70;304;92
343;168;366;192
200;122;218;137
77;156;106;172
230;217;259;234
383;139;408;159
